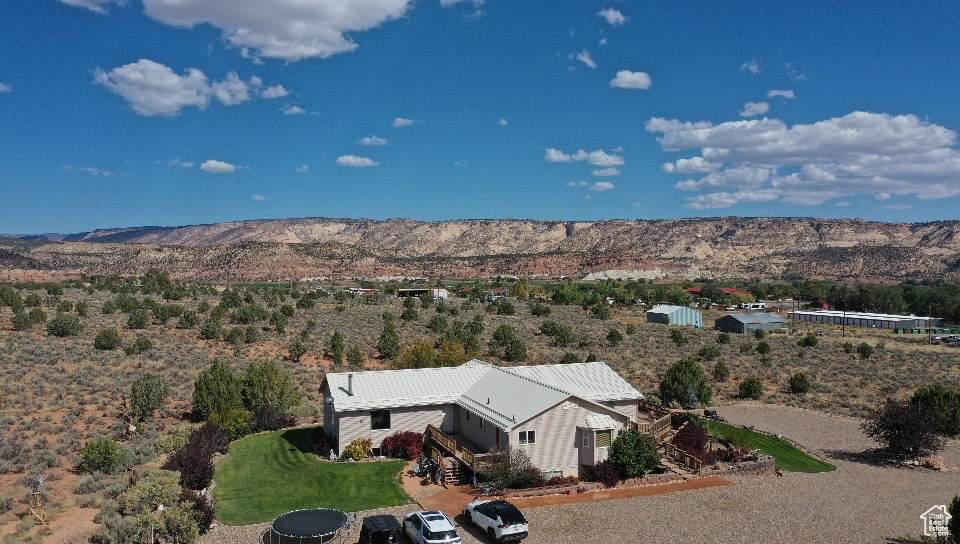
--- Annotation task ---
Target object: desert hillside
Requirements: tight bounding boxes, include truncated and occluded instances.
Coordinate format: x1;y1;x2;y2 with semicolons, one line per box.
2;217;959;281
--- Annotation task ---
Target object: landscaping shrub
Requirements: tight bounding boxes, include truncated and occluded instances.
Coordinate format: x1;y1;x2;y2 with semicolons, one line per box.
546;475;579;486
753;329;766;340
738;377;764;400
11;311;32;331
911;385;960;436
126;309;150;329
344;437;373;460
659;357;713;408
539;321;575;347
717;332;731;344
47;313;83;337
669;329;688;346
755;341;771;355
842;342;854;354
582;460;620;488
789;373;811;394
347;345;364;368
672;424;708;457
310;427;334;458
198;318;223;340
857;342;874;359
131;373;169;421
713;361;730;382
210;408;251;439
192;360;243;420
377;325;401;359
591;304;611;320
381;431;423;460
559;352;582;365
181;489;215;534
79;437;127;474
476;448;543;489
124;337;153;356
608;429;660;478
797;333;819;348
190;423;233;456
529;302;551;316
163;441;214;490
287;339;308;362
862;398;944;460
698;344;722;360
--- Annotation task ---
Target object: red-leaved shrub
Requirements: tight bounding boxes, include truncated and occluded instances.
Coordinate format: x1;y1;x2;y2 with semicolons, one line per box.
546;475;579;486
582;460;620;488
382;431;423;460
672;423;708;456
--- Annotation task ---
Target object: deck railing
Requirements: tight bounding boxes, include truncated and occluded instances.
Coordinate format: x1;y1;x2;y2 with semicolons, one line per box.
425;424;489;469
662;442;703;474
636;400;673;438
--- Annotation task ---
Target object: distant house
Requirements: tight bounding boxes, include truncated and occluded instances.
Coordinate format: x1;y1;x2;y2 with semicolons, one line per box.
646;304;703;327
715;313;788;334
321;360;643;479
809;299;832;310
397;288;448;300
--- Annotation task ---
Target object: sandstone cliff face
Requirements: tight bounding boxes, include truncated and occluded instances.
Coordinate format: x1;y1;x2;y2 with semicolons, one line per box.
3;217;959;281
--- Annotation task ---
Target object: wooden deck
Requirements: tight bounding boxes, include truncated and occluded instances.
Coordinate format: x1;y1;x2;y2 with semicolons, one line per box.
425;425;493;469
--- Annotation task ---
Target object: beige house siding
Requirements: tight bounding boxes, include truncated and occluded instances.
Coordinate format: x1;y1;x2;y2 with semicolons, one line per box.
606;399;638;421
335;405;454;454
511;398;629;477
456;405;500;453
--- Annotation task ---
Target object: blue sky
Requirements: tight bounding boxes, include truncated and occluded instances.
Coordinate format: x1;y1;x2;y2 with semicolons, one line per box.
2;1;959;233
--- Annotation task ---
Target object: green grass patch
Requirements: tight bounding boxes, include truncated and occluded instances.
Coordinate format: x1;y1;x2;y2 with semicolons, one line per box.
214;427;411;525
705;420;836;473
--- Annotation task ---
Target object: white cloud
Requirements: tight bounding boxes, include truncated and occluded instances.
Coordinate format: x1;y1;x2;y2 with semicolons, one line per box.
767;89;795;99
591;167;620;177
498;118;509;126
392;117;415;127
359;135;389;146
565;181;577;187
883;203;913;210
740;59;760;74
283;105;306;115
337;155;379;168
647;111;960;208
597;8;627;25
545;148;625;166
440;0;484;6
210;72;251;105
62;165;115;176
599;38;608;46
58;0;121;14
142;0;412;62
167;159;194;168
545;148;574;162
0;82;11;93
662;157;721;174
835;201;850;207
260;84;289;98
739;101;770;117
576;49;597;69
609;70;651;90
94;59;265;116
200;159;238;173
252;194;267;201
590;181;615;192
296;165;309;173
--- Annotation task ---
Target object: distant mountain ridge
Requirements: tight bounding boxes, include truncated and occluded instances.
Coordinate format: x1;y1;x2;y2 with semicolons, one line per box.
2;216;959;281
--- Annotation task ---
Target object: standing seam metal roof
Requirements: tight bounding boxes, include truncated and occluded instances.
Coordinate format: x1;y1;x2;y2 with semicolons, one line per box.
325;361;642;429
723;313;789;324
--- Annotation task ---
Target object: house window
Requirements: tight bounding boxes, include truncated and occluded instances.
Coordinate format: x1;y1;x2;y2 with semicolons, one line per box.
370;410;390;430
542;470;562;480
581;432;590;448
595;429;612;448
518;430;536;445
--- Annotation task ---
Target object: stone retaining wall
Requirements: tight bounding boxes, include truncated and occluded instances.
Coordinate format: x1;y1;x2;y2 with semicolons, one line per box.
701;456;777;477
502;472;686;498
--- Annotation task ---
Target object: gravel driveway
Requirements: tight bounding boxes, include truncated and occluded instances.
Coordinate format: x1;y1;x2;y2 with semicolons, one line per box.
202;402;960;544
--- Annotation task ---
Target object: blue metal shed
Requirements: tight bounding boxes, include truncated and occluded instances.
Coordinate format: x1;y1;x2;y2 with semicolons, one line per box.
646;304;704;327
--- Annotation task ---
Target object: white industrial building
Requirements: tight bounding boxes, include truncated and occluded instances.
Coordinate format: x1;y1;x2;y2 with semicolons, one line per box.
788;310;943;330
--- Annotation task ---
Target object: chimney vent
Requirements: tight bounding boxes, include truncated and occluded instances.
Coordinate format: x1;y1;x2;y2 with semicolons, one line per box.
347;373;354;396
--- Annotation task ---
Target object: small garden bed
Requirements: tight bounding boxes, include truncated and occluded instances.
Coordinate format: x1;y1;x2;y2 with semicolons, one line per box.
704;420;836;473
214;426;411;525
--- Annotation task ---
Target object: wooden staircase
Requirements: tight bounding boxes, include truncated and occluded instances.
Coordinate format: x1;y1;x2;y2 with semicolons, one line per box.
441;457;467;485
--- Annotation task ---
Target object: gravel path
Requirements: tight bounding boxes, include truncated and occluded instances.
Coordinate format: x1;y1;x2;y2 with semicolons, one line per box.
201;403;960;544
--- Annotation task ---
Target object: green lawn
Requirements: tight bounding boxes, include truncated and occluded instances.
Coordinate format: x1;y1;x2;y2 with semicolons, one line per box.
214;427;411;525
705;420;836;473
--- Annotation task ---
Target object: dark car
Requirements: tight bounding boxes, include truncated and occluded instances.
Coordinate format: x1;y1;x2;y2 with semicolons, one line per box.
359;515;403;544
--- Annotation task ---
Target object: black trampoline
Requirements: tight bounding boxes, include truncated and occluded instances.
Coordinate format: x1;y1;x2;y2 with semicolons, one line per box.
268;508;350;544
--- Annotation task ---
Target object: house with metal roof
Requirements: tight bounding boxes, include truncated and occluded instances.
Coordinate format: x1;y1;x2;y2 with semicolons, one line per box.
715;313;789;334
646;304;704;327
321;360;643;479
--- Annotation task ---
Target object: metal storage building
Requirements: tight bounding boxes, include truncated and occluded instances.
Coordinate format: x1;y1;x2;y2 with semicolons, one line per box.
715;313;789;334
646;304;703;327
788;310;943;330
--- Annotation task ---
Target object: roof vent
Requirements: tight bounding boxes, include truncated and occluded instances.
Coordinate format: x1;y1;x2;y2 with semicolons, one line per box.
347;373;354;396
487;397;490;405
